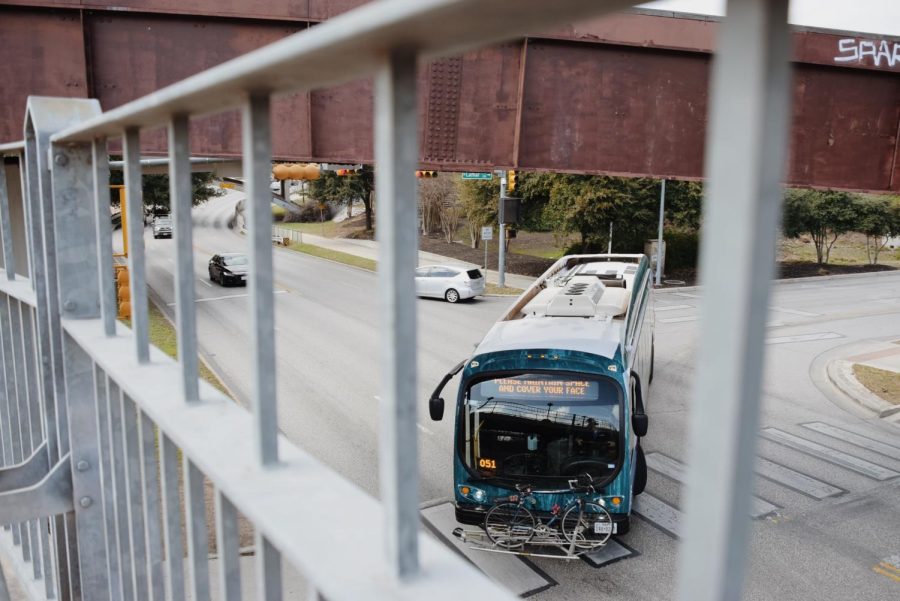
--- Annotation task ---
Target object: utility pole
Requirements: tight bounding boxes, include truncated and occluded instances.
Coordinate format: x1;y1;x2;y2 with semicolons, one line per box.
607;222;613;254
497;170;507;288
656;179;666;286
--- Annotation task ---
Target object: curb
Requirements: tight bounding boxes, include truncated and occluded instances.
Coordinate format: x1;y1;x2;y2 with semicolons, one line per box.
825;359;900;418
654;268;900;294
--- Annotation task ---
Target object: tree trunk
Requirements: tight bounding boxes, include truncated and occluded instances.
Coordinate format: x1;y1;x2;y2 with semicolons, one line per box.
364;190;373;230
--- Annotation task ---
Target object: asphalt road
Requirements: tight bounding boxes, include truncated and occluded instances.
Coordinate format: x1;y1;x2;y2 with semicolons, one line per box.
143;194;900;600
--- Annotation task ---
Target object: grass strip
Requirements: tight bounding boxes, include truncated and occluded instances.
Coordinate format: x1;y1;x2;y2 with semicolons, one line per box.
852;364;900;405
486;283;523;295
145;302;232;398
284;241;523;295
285;241;377;271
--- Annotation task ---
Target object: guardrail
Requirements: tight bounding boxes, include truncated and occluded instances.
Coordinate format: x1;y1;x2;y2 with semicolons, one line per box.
0;0;795;600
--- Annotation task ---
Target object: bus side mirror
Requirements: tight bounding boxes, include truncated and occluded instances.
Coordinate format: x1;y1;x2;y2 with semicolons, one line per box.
632;413;648;437
630;370;648;437
429;396;445;421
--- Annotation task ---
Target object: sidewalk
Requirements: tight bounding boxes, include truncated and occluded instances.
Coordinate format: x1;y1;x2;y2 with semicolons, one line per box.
273;226;537;290
826;339;900;422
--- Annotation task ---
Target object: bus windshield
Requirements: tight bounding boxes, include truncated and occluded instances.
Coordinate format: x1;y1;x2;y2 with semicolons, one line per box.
461;373;622;485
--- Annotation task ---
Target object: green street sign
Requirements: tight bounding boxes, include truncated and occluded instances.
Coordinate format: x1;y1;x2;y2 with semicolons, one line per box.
462;172;492;180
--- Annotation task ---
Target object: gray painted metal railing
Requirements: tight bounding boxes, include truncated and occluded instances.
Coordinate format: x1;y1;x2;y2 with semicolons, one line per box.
0;0;794;599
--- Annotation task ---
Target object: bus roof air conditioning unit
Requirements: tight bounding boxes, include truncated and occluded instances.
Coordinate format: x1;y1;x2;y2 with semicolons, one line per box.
546;277;605;317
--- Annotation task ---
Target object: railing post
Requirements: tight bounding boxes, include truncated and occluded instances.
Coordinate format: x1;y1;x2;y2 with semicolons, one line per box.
676;1;792;600
50;133;110;600
374;48;420;580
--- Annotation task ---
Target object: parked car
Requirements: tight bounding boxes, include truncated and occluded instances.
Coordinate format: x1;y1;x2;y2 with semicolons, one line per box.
208;253;248;286
152;215;173;239
414;265;485;303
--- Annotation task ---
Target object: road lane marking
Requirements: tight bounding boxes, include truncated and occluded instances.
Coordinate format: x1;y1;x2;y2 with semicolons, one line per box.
759;428;900;481
755;457;844;500
374;396;433;435
654;304;693;312
872;557;900;583
801;422;900;459
198;278;213;288
168;290;289;306
770;306;821;317
672;292;701;298
658;316;699;324
765;332;843;345
646;453;778;518
633;494;682;538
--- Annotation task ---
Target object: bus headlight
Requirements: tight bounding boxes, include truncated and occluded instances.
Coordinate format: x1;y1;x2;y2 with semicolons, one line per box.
458;485;486;503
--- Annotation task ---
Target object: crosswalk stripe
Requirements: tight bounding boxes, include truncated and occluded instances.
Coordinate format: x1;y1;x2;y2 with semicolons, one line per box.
582;540;636;568
755;457;844;499
646;453;778;518
801;422;900;459
760;428;900;481
765;332;843;345
654;304;693;312
633;494;682;538
658;316;699;324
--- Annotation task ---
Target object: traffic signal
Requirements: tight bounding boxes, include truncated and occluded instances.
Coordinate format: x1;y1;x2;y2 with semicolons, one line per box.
507;170;518;193
272;163;321;180
115;265;131;320
416;170;437;178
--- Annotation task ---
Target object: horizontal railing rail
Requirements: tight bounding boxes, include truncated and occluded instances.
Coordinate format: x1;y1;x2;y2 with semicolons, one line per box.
0;0;804;600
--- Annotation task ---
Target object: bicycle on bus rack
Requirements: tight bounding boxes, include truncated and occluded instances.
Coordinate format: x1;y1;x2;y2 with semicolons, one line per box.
452;474;613;559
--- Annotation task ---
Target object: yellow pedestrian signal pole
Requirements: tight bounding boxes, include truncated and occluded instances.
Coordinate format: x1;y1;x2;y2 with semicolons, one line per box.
110;184;128;257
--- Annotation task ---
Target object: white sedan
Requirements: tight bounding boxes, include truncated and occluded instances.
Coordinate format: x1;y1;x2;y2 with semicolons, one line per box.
415;265;486;303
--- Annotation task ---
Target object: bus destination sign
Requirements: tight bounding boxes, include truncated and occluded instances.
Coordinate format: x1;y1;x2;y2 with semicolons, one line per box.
481;378;599;401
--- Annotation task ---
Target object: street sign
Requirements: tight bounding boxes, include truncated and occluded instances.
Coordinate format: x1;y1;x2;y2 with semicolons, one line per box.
481;226;493;241
462;172;493;181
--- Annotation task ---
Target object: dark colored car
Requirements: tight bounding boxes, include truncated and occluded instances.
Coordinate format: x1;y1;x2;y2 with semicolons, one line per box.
208;253;248;286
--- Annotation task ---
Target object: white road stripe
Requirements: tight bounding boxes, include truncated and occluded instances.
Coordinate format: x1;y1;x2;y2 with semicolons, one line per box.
658;316;699;324
198;278;213;288
633;494;682;538
755;457;843;499
646;453;778;518
760;428;900;481
802;422;900;459
770;306;821;317
654;304;693;312
168;289;288;306
375;396;432;435
672;292;702;298
765;332;842;345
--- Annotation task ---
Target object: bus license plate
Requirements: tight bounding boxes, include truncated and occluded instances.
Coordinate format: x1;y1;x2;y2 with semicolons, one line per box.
594;521;612;534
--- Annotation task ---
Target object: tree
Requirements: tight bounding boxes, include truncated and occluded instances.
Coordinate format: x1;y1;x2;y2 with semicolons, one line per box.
782;189;862;265
108;170;221;214
418;176;460;242
858;195;900;265
309;166;376;230
541;175;657;252
457;179;498;248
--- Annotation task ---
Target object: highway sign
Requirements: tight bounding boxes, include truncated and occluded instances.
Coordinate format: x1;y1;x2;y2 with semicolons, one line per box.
462;172;492;180
481;227;493;241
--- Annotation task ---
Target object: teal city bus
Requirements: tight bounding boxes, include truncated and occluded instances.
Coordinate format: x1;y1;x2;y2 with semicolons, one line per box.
429;254;654;540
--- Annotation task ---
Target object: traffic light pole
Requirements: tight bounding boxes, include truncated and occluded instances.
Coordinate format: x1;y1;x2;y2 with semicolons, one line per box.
497;172;506;288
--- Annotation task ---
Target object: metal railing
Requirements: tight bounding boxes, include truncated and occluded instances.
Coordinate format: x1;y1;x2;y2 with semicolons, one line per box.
0;0;795;600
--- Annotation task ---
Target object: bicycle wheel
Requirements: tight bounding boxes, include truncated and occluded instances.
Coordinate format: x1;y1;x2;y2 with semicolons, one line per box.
561;502;613;549
484;503;535;549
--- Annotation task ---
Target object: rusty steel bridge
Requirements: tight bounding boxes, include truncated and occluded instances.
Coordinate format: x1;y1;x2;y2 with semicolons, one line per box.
1;2;899;191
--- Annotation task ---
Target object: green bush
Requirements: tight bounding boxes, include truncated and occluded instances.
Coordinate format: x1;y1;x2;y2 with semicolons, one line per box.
664;229;700;271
